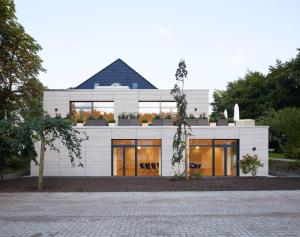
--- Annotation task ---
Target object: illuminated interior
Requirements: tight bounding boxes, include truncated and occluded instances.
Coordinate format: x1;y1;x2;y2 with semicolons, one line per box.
112;139;161;176
190;139;238;176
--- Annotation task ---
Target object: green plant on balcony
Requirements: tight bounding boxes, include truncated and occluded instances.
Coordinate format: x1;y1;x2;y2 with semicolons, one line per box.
142;118;148;123
153;114;161;120
97;115;105;120
87;114;94;120
108;118;115;123
77;117;83;124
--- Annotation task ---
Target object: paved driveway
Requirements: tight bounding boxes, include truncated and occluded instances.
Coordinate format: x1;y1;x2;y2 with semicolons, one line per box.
0;191;299;237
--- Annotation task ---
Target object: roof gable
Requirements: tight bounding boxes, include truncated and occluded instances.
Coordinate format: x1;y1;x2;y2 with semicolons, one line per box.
75;59;157;89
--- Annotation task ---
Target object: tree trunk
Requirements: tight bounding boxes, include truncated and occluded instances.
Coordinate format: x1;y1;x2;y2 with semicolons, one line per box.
38;137;46;191
185;136;190;180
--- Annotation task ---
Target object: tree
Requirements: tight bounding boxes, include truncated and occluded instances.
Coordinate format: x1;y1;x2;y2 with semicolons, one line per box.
211;50;300;120
0;0;45;119
258;107;300;159
0;112;36;179
26;113;88;191
171;59;190;180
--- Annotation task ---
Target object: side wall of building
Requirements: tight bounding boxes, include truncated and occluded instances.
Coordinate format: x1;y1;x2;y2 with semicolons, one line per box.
31;126;269;177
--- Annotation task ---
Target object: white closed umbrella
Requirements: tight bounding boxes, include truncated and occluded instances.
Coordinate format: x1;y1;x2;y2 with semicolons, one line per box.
234;104;240;121
224;109;228;119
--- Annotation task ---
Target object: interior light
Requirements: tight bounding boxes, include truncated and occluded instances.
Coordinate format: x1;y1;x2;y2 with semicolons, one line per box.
137;146;141;150
195;146;199;149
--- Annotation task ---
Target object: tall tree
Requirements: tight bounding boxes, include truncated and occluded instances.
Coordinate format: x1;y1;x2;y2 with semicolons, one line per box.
171;59;190;180
0;0;45;119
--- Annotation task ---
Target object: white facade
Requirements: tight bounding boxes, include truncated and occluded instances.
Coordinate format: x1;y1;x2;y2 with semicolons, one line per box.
31;88;269;176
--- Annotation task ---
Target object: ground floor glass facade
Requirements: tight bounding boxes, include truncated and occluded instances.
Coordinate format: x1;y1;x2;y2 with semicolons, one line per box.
112;139;161;176
190;139;239;176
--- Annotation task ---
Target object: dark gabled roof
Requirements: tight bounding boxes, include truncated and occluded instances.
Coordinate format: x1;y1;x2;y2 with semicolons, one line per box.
75;59;157;89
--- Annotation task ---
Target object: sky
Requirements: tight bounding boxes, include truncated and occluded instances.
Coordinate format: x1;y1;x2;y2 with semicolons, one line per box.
14;0;300;97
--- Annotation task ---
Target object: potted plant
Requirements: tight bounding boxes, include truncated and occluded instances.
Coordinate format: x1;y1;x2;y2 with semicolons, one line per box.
94;115;107;126
142;118;148;127
187;114;198;126
163;114;173;126
152;114;163;126
108;118;115;126
117;112;139;126
228;117;235;127
76;117;84;127
217;112;228;126
85;114;96;126
118;112;128;126
198;112;209;126
128;112;139;126
209;117;217;126
239;154;263;176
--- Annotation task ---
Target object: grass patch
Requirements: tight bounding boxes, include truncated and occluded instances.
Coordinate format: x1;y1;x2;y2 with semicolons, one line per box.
269;152;286;159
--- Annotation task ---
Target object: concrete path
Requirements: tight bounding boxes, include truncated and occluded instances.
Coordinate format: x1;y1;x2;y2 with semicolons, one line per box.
0;191;299;237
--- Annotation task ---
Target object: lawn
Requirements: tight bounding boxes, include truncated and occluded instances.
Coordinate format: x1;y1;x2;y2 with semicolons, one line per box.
269;152;286;159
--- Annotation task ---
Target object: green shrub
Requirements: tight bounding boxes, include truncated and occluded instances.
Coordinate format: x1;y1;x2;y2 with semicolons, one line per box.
6;157;24;171
108;118;115;123
239;154;263;176
285;146;300;160
142;118;148;123
170;172;185;181
190;173;202;180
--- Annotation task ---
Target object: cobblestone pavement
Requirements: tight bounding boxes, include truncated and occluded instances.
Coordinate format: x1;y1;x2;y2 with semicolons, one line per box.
0;191;299;237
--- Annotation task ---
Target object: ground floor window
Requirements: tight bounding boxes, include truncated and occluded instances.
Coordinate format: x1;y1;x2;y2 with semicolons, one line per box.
112;139;161;176
190;139;239;176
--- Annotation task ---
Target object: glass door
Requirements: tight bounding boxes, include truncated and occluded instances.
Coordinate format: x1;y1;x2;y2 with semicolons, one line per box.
124;147;135;176
214;146;225;176
113;146;136;176
113;147;124;176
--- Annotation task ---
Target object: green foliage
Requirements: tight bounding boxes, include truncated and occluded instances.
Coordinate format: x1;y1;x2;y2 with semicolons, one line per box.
142;118;148;123
239;154;263;176
117;112;138;119
6;156;25;171
0;0;45;119
77;117;83;123
97;115;105;120
164;114;172;119
211;50;300;119
171;59;190;166
170;172;185;181
26;113;88;167
190;173;202;180
259;107;300;159
87;114;94;120
108;118;115;123
153;114;161;120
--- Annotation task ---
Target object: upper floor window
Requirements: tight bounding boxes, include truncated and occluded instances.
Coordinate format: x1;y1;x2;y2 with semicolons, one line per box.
71;101;114;123
138;101;177;124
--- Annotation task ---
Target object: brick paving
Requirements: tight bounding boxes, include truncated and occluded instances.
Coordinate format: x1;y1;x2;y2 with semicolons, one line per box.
0;191;299;237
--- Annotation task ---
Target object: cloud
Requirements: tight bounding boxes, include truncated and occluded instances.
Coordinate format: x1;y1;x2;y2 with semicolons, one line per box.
157;26;172;36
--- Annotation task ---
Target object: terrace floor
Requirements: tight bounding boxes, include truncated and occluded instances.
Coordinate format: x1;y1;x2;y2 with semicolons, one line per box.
0;176;300;192
0;191;299;236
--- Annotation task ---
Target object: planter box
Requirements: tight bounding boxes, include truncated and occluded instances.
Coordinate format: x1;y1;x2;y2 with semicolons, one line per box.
118;119;129;126
142;123;148;127
108;123;115;127
163;119;173;126
228;122;235;127
217;119;228;126
209;122;216;127
77;123;84;127
85;120;107;126
152;119;163;126
118;119;139;126
198;119;209;126
128;118;139;126
188;119;198;126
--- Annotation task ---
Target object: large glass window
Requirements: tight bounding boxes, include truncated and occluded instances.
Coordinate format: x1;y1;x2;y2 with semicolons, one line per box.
138;101;177;124
71;101;114;123
112;139;161;176
190;139;239;176
138;102;160;124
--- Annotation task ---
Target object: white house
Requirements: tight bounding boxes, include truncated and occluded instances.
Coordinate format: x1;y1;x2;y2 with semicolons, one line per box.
31;59;268;177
